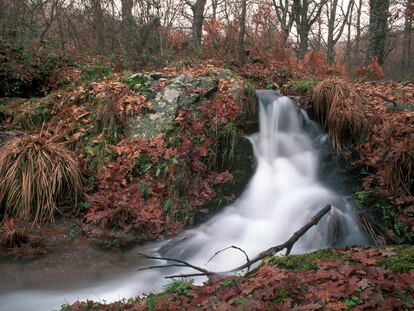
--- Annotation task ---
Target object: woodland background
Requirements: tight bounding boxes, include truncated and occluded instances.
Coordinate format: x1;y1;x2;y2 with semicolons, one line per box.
0;0;413;99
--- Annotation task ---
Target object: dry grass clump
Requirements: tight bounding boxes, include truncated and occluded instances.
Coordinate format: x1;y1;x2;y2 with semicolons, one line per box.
1;218;30;248
313;78;367;151
383;138;414;195
0;133;82;224
95;98;120;130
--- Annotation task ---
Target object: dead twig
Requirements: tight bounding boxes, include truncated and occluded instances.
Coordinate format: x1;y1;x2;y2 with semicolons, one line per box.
137;254;212;276
371;93;414;110
139;205;332;279
207;245;251;271
225;205;332;273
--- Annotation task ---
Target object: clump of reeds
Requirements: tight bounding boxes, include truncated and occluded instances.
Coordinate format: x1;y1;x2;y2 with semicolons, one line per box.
383;138;413;195
313;78;366;151
0;133;82;224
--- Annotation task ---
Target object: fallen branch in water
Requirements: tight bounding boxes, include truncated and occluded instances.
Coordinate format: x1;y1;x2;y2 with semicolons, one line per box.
207;245;251;269
137;254;212;276
139;205;332;279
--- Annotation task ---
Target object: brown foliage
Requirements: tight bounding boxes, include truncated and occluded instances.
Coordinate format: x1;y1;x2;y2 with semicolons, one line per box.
0;133;82;224
84;92;240;237
66;247;414;311
313;78;367;151
356;81;414;197
356;58;385;81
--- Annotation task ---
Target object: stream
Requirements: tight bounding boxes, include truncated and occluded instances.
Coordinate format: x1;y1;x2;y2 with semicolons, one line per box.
0;91;368;311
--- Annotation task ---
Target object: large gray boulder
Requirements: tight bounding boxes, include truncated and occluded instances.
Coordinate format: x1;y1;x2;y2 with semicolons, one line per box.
125;70;246;139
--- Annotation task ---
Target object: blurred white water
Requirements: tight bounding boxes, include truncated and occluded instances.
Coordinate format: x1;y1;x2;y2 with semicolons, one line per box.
0;91;367;311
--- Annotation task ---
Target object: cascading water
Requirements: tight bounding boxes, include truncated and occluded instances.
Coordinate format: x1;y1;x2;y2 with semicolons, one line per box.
0;91;367;311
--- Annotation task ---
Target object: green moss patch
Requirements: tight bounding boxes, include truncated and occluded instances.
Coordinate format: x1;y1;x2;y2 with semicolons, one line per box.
272;248;348;272
288;79;319;94
379;246;414;273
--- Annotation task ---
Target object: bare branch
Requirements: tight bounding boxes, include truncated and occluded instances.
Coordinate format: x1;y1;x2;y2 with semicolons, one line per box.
139;205;332;280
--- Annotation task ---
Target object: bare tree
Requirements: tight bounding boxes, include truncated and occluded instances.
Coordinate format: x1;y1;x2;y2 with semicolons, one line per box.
238;0;247;63
344;0;354;66
271;0;296;46
90;0;106;53
293;0;328;58
121;0;135;50
185;0;207;52
402;0;413;74
366;0;391;64
325;0;354;64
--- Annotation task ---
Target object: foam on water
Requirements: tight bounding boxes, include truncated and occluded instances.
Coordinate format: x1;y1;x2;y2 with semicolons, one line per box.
0;91;367;311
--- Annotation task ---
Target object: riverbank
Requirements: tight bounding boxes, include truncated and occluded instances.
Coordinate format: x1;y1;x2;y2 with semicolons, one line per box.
62;246;414;310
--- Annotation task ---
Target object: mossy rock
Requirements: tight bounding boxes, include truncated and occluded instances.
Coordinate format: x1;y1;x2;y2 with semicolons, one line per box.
126;70;248;139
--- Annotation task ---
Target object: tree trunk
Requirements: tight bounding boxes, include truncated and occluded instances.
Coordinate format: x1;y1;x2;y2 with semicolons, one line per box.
293;0;327;59
238;0;247;64
212;0;218;20
272;0;295;47
121;0;134;50
326;0;353;64
91;0;105;54
403;0;413;75
326;0;338;64
354;0;363;65
366;0;390;65
297;30;309;58
191;0;206;52
344;2;354;67
315;17;322;51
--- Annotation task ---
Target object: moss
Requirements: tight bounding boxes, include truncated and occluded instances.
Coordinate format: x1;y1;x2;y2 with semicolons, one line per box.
288;79;319;94
81;128;119;173
164;279;192;296
220;122;237;164
354;190;408;241
379;246;414;273
273;286;291;304
77;63;113;83
272;248;348;272
146;293;165;310
121;73;150;94
397;290;414;305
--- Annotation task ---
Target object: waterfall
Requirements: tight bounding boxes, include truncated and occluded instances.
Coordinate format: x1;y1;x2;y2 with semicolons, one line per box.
0;91;367;311
159;91;366;271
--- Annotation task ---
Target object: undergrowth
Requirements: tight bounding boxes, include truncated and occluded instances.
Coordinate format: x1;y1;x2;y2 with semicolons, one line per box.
0;134;82;224
271;248;348;271
313;78;367;151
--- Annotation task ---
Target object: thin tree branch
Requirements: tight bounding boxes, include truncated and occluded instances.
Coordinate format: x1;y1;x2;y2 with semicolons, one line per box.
207;245;251;271
139;205;332;280
137;253;212;276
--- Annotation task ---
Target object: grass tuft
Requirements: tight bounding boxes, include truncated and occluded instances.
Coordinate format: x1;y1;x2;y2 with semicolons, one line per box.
0;133;82;224
313;78;367;151
383;138;414;195
94;98;120;131
272;248;347;272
